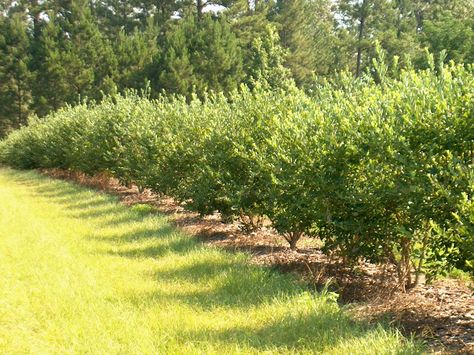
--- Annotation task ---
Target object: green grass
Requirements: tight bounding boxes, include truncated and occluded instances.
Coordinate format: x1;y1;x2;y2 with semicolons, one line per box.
0;168;421;354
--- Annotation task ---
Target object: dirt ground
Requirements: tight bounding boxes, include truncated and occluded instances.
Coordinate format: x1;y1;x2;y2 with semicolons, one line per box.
42;169;474;354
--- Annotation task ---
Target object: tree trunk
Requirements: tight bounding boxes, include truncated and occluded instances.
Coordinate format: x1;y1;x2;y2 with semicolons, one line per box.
196;0;204;20
289;238;297;251
285;231;302;251
356;20;365;77
30;0;42;40
356;0;368;78
397;237;412;292
413;223;430;288
17;89;23;128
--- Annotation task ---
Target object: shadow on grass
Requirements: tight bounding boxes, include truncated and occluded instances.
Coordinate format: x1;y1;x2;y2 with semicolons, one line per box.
2;168;421;353
175;309;378;352
134;262;305;310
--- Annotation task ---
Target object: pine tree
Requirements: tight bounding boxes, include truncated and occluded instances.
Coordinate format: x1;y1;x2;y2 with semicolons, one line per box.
0;13;32;135
416;0;474;64
385;0;423;65
228;0;272;44
31;16;71;116
191;15;244;94
275;0;336;86
246;24;293;90
114;22;159;91
150;16;198;97
338;0;372;77
336;0;410;76
63;1;118;100
92;0;140;35
151;14;244;98
32;2;118;116
133;0;183;30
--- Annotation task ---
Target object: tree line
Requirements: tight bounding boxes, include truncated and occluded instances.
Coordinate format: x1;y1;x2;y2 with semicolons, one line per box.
1;0;473;136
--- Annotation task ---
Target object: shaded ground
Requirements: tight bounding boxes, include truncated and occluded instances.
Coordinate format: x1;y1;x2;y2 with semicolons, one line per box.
1;168;417;354
42;169;474;354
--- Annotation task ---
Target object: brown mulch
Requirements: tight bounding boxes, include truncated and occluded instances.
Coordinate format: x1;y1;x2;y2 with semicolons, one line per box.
41;169;474;354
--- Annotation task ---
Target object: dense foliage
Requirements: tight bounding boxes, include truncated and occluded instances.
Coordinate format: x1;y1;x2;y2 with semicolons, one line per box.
1;0;474;136
1;61;472;289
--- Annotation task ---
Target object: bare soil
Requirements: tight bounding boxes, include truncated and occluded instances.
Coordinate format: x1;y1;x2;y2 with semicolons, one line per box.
41;169;474;354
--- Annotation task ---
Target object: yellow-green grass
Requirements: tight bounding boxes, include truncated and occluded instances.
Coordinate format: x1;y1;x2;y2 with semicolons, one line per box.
0;168;421;354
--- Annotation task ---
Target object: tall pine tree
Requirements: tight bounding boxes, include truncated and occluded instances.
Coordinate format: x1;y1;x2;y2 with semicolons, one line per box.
32;1;118;116
151;14;244;98
114;22;159;91
275;0;336;86
0;12;32;135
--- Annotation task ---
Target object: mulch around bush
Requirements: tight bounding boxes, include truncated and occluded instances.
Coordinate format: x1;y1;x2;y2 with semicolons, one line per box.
41;169;474;354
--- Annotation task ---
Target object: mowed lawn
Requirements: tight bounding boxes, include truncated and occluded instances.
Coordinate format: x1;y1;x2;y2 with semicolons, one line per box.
0;168;420;354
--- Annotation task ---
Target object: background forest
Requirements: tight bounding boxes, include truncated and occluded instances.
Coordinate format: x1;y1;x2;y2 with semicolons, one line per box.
1;0;474;136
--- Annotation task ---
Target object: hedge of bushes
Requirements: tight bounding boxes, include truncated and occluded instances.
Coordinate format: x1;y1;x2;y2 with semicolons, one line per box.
1;62;472;289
